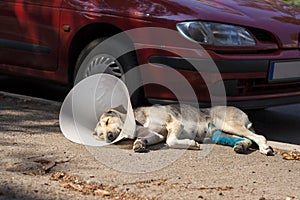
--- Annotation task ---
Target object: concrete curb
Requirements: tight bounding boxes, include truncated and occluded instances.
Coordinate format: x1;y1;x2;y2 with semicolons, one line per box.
0;91;62;107
269;141;300;152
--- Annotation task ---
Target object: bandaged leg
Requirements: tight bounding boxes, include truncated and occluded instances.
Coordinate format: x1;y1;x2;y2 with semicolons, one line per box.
210;124;253;154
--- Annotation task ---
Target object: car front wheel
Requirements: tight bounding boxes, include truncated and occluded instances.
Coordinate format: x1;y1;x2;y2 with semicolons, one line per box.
74;37;144;107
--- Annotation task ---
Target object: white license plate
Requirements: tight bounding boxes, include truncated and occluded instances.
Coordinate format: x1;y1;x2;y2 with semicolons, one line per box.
269;60;300;82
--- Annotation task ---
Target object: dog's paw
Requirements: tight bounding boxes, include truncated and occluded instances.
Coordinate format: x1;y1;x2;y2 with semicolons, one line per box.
133;139;147;153
233;139;252;154
259;144;274;156
188;141;201;150
233;143;248;154
93;132;104;140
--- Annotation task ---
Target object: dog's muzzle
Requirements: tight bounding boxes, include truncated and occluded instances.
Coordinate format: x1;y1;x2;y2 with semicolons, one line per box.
106;131;121;142
107;132;115;141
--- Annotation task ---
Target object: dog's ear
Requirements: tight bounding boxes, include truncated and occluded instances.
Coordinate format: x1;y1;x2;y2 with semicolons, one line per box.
104;105;126;116
111;105;127;114
104;105;127;122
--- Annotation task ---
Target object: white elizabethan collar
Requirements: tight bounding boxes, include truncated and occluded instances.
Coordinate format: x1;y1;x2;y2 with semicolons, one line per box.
59;74;136;146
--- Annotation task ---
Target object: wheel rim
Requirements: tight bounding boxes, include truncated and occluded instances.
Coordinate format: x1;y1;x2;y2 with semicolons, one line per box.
85;54;123;79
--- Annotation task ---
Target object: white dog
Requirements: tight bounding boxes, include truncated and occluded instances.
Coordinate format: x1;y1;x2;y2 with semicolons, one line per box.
94;104;273;155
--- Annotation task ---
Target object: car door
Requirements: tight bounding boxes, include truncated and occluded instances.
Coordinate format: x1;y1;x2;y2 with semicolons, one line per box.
0;0;61;71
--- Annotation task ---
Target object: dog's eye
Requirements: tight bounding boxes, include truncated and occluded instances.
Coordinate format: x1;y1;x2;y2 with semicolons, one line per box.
106;119;109;126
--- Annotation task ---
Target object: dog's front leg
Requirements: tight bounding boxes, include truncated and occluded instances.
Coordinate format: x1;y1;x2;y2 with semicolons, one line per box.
133;126;165;153
166;118;200;150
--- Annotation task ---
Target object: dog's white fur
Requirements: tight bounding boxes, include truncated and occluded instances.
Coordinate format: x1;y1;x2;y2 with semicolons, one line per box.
94;104;273;155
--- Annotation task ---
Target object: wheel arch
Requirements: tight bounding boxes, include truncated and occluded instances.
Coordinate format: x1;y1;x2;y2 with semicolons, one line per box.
67;23;134;83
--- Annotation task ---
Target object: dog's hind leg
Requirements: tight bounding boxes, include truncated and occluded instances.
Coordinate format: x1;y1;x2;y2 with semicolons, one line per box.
211;129;252;153
165;118;200;150
133;126;165;152
209;123;252;153
218;122;273;155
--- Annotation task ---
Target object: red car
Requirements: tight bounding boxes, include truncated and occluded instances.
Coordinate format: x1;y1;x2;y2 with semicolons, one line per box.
1;0;300;108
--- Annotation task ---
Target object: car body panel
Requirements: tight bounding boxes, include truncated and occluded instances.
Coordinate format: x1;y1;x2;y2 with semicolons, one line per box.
0;0;61;72
1;0;300;108
62;0;300;49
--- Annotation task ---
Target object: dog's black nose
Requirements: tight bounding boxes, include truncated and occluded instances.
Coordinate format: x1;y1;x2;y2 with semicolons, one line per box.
107;132;114;141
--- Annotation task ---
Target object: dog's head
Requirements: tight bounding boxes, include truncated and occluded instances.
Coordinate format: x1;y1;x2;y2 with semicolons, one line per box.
94;105;127;143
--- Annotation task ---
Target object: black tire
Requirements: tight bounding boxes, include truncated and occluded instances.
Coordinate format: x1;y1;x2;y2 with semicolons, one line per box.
74;37;145;107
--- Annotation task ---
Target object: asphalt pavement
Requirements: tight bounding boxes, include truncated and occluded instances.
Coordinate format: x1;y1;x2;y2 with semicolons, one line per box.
0;74;299;151
0;75;300;200
247;104;300;152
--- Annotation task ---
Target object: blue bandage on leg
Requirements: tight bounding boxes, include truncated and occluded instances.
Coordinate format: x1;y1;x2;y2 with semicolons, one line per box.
209;123;245;147
212;130;244;147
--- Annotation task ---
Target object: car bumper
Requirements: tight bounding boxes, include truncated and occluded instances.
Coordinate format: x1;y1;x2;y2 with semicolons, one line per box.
147;95;300;109
140;55;300;108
